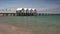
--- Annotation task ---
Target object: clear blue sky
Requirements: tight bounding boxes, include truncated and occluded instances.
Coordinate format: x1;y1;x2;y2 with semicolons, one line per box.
0;0;60;13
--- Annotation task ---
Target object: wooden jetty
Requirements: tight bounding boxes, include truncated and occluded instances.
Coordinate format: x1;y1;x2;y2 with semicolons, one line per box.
0;13;16;16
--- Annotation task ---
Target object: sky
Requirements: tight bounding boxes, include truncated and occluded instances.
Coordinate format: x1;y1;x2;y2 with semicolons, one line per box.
0;0;60;13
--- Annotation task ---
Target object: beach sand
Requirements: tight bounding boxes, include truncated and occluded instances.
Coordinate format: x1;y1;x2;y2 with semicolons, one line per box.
0;23;36;34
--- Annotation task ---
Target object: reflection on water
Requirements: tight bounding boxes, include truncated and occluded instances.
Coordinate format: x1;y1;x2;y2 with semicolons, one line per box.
0;16;60;34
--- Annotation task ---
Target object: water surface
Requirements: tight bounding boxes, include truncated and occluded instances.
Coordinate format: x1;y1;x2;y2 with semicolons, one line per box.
0;16;60;34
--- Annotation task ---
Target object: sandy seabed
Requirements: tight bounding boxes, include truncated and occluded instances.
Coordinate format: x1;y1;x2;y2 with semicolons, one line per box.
0;23;60;34
0;23;36;34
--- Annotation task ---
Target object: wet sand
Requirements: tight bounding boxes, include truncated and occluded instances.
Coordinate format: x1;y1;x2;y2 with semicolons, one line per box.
0;23;36;34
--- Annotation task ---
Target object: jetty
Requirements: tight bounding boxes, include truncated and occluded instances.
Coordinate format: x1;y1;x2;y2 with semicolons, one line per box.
0;8;60;16
0;13;16;16
0;8;37;16
16;8;37;16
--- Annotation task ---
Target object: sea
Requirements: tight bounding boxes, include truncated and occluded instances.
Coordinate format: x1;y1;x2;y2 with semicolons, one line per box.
0;15;60;34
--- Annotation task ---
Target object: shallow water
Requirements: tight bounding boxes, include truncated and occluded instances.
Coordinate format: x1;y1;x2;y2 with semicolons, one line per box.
0;16;60;34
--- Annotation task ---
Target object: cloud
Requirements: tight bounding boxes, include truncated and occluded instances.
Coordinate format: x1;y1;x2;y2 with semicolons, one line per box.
0;0;60;13
37;4;60;11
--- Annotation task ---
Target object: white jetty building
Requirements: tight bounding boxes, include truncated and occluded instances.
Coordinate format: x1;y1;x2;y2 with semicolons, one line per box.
16;8;37;16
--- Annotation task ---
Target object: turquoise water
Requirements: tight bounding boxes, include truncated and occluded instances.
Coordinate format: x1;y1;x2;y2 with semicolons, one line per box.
0;16;60;34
